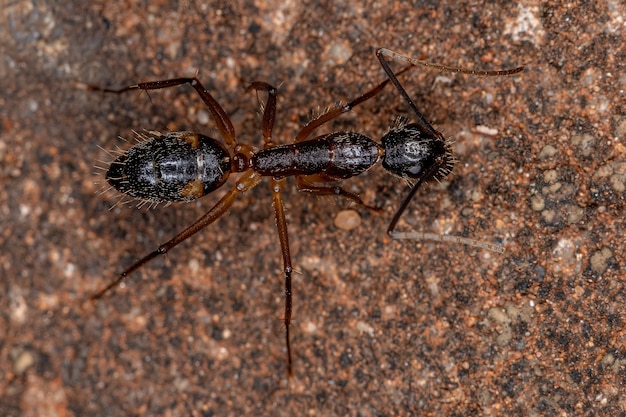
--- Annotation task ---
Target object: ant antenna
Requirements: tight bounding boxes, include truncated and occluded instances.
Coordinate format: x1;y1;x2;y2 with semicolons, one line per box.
377;48;523;254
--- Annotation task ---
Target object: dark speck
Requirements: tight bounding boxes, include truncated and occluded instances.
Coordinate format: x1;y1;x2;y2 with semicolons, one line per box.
248;22;261;34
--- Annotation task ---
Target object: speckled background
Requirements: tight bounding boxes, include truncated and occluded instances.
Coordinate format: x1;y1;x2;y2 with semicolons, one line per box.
1;1;624;416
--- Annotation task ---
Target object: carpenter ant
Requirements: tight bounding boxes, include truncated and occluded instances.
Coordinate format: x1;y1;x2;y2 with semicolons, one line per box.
83;48;523;376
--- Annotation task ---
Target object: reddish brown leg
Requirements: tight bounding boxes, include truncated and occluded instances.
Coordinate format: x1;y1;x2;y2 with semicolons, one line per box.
82;77;238;150
88;170;262;301
248;81;295;375
85;76;255;301
296;174;383;212
246;81;277;148
270;177;294;376
294;65;414;142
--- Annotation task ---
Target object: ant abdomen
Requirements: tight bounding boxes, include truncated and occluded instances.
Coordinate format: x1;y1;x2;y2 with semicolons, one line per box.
252;131;382;179
106;131;231;203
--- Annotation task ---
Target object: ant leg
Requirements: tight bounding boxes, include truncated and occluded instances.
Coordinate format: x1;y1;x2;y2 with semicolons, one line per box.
88;170;263;301
296;174;383;213
270;177;294;376
81;77;238;150
247;81;296;375
246;81;277;148
294;65;415;142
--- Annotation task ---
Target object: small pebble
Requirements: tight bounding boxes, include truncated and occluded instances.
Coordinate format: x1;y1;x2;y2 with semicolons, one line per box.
334;209;361;231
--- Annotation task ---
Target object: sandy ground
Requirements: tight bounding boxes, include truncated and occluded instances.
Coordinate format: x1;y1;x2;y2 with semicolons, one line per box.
1;0;624;416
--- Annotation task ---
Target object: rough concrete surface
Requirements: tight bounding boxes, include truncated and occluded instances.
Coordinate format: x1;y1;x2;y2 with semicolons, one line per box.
1;0;624;416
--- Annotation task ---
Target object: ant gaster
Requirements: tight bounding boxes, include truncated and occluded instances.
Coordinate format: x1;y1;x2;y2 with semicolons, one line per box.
84;48;524;376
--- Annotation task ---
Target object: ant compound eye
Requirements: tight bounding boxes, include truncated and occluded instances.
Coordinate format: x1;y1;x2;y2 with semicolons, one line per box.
403;141;433;175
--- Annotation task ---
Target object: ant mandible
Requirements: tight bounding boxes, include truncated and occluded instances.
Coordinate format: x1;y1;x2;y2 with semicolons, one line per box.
84;48;523;376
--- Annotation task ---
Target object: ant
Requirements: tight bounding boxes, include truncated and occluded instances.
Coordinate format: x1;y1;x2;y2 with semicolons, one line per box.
83;48;523;376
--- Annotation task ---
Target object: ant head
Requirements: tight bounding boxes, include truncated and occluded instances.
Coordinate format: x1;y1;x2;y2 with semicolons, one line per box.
381;119;454;182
